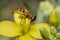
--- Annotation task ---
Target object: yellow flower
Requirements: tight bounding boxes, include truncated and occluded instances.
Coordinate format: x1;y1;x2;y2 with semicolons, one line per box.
49;7;60;28
0;21;23;37
17;33;36;40
28;23;50;39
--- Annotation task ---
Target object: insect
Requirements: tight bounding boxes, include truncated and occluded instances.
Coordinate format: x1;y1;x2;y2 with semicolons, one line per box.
13;7;36;22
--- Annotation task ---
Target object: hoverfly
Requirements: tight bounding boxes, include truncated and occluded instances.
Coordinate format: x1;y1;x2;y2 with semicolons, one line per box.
13;7;36;22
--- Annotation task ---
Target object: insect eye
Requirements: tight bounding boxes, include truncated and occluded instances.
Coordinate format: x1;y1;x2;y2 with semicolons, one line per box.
31;15;36;22
23;10;25;13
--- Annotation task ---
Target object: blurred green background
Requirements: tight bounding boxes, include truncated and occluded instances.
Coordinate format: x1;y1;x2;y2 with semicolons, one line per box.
0;0;40;21
0;0;24;21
